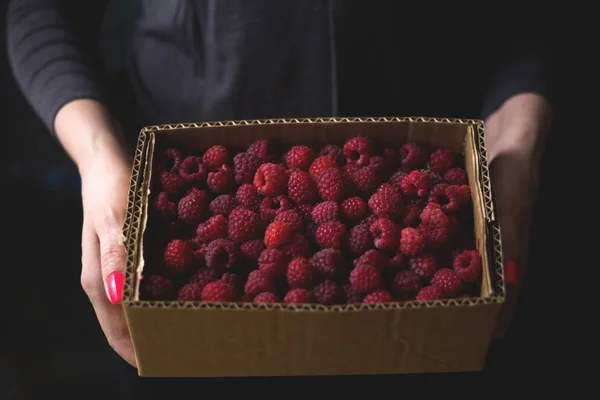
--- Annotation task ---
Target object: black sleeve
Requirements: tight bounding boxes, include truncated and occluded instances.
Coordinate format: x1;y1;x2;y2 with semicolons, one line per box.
6;0;109;135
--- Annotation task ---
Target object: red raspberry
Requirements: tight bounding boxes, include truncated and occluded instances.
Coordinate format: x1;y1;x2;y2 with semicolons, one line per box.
244;270;276;297
178;156;208;185
190;268;217;288
141;275;175;300
254;292;280;303
260;195;292;222
444;167;468;185
351;166;381;194
201;280;236;302
354;249;387;270
233;152;261;185
205;238;239;272
429;148;455;174
296;204;314;222
247;139;277;162
357;213;378;229
281;234;311;259
429;171;445;186
157;148;182;173
274;209;304;234
309;155;338;178
401;203;422;227
287;257;315;288
188;237;208;261
428;184;460;213
154;192;177;219
316;168;345;202
178;188;209;225
239;239;266;262
399;143;427;171
416;285;443;301
340;197;367;222
310;249;347;280
288;171;318;204
196;214;227;242
431;268;462;297
387;252;405;270
391;270;422;299
178;282;204;301
400;170;432;198
346;223;374;258
207;165;234;194
368;156;388;176
343;136;373;167
254;163;288;197
264;221;293;249
389;170;408;191
318;144;345;165
370;218;400;251
164;239;194;275
399;227;425;256
312;280;345;305
453;250;482;283
228;206;263;242
235;184;261;212
368;184;403;219
209;194;238;217
311;201;340;225
258;248;289;277
315;221;347;249
160;172;185;196
221;273;244;296
341;163;360;182
202;145;230;171
363;290;393;304
350;264;382;294
343;283;363;303
284;288;313;304
418;203;451;247
285;145;314;171
409;253;438;278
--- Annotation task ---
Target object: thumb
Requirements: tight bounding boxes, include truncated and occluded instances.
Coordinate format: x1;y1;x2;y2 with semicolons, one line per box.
99;215;128;304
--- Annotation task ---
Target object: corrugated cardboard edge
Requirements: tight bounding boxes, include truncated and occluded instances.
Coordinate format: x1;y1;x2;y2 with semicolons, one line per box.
121;117;506;312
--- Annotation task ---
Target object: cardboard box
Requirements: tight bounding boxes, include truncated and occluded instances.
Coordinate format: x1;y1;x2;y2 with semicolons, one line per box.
121;117;506;378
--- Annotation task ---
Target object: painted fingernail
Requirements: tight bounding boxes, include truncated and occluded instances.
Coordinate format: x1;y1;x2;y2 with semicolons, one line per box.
107;272;125;304
503;261;518;287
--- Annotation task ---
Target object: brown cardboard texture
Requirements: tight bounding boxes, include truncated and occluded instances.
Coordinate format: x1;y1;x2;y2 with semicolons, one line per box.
122;117;506;378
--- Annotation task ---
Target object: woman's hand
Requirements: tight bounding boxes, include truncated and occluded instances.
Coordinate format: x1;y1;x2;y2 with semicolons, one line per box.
484;93;552;338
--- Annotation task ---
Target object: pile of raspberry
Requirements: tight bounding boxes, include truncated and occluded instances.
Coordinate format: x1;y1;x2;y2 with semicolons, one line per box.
141;137;482;305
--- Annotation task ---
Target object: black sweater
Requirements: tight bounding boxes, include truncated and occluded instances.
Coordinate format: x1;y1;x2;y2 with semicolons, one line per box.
6;0;554;136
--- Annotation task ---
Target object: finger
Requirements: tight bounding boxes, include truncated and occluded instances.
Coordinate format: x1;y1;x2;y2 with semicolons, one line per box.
96;208;128;304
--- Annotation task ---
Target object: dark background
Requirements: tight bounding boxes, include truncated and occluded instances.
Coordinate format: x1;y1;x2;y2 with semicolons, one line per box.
0;2;580;398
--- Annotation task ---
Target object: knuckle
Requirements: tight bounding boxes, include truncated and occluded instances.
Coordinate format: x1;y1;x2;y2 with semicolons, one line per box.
101;246;125;272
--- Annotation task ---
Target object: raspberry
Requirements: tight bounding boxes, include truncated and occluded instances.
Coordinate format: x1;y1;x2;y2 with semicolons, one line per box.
312;280;345;305
264;221;294;249
244;270;276;297
284;288;313;304
178;156;208;185
247;139;277;162
315;221;347;249
178;282;204;301
154;192;177;219
370;218;400;251
399;227;425;256
288;171;318;204
190;268;217;288
164;239;194;275
260;195;292;222
274;209;304;234
444;167;468;185
254;292;280;303
201;280;236;302
287;257;315;288
221;272;244;291
354;249;387;270
177;188;209;225
369;156;388;176
431;268;462;297
400;170;432;198
196;214;228;242
343;283;363;303
233;152;261;185
350;264;382;294
428;184;460;213
157;148;183;173
389;170;408;190
352;166;381;194
207;165;234;194
141;275;175;300
429;171;445;186
310;249;347;280
358;213;378;229
296;204;314;222
285;145;314;171
387;252;405;270
346;223;374;258
319;144;345;165
188;237;208;261
418;203;451;247
258;248;289;277
343;136;373;167
363;290;393;304
239;239;266;262
340;197;367;222
235;184;261;212
228;206;263;242
401;203;422;227
205;238;239;272
341;163;360;182
391;270;422;299
409;253;438;279
399;143;428;171
309;155;338;178
368;183;403;219
209;194;238;217
316;168;345;202
452;250;482;283
202;145;229;171
429;148;455;174
311;201;340;225
254;163;288;197
416;285;443;301
281;234;311;259
160;172;185;196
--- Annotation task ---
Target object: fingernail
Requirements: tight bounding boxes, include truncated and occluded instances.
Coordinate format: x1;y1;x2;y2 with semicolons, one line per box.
503;261;518;287
107;272;125;304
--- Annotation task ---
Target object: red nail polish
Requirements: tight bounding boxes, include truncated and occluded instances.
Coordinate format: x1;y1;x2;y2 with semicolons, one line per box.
107;272;125;304
503;261;518;287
